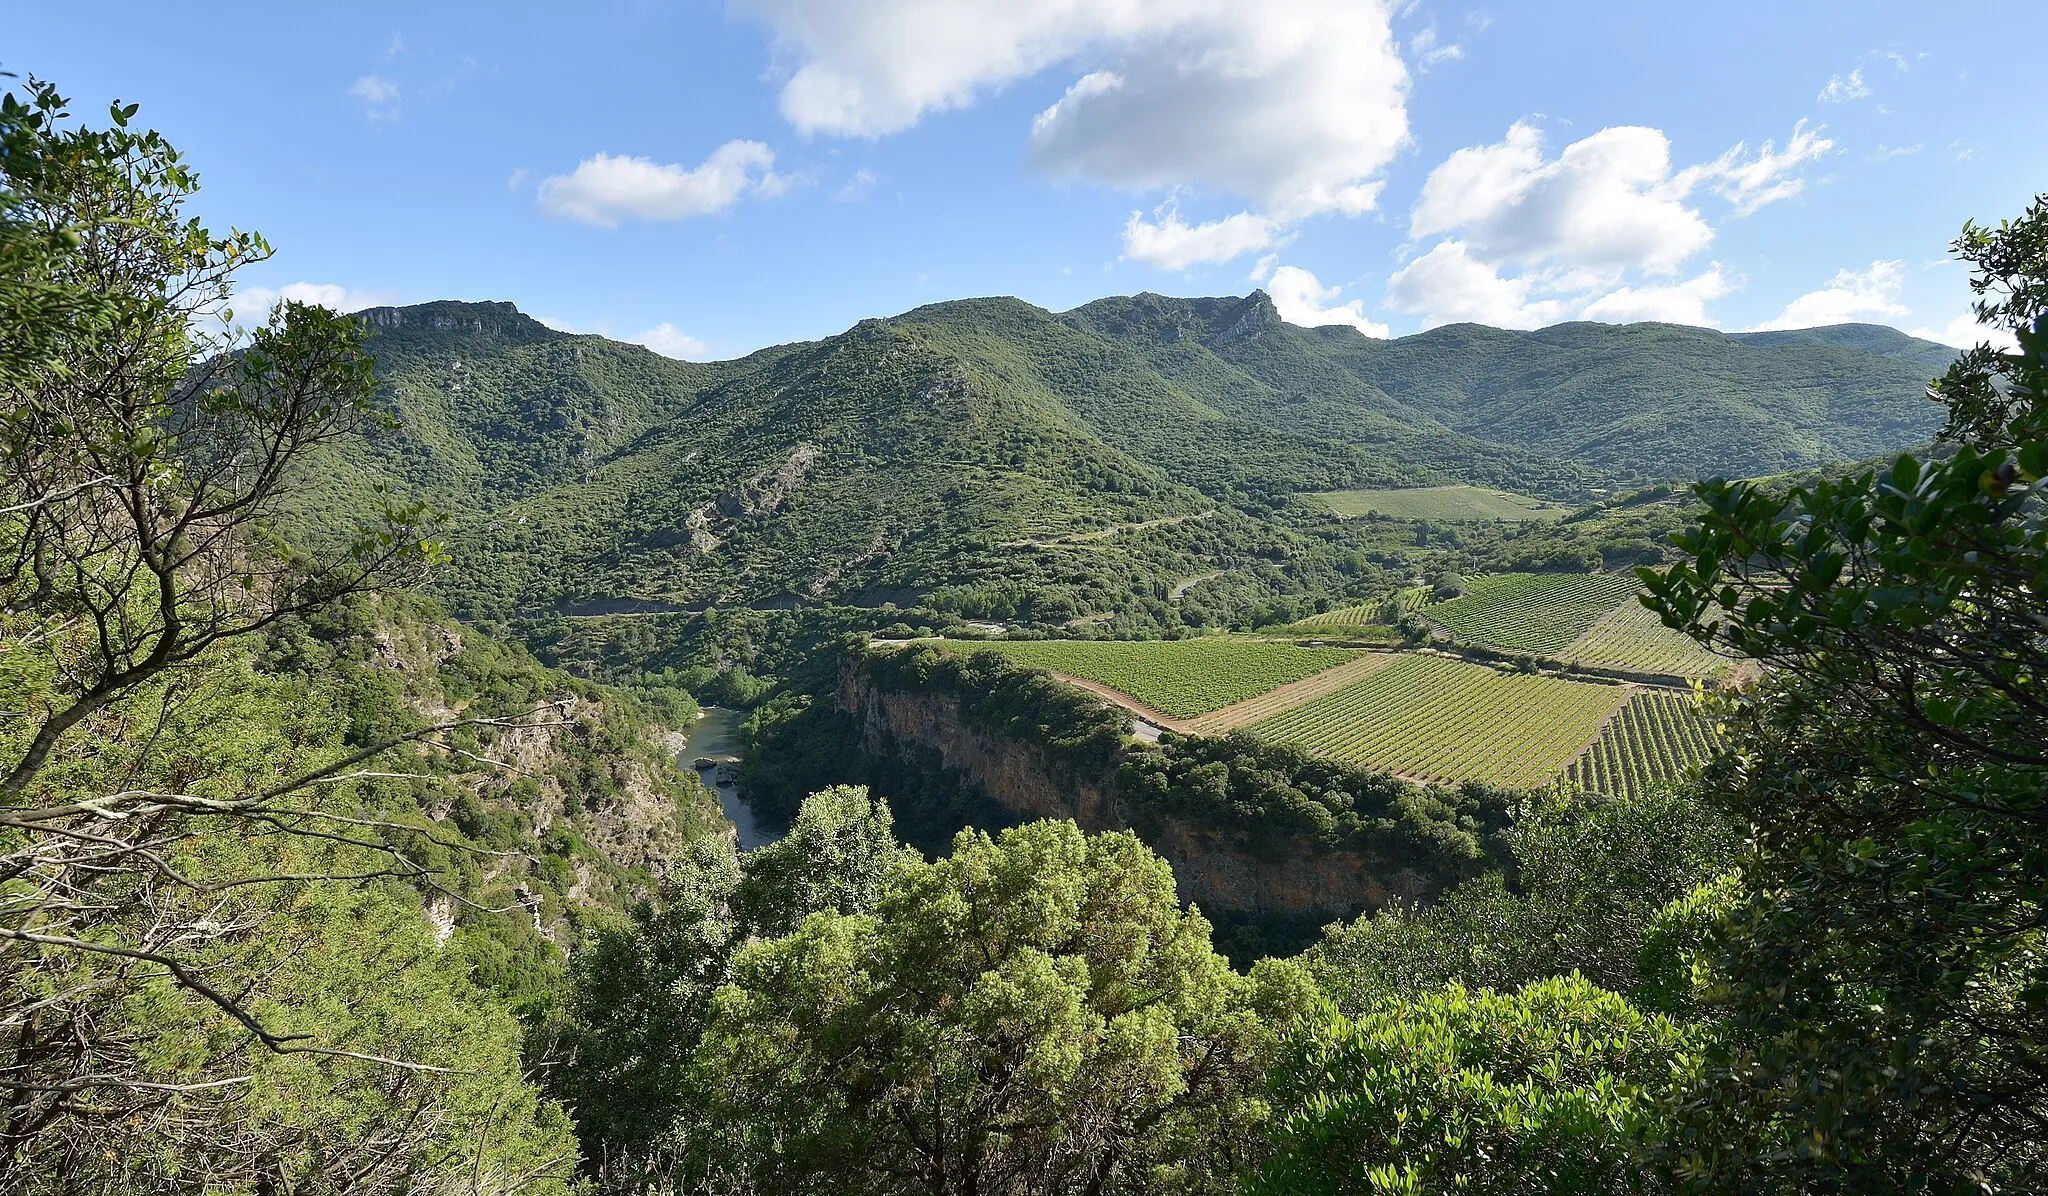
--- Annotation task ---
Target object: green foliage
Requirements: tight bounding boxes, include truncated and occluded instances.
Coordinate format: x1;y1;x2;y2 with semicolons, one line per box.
1249;654;1630;787
541;835;742;1179
541;784;910;1185
1308;786;1739;1015
962;636;1361;717
730;784;919;940
1423;572;1638;653
1116;730;1511;864
1254;976;1695;1196
1640;194;2048;1189
1632;872;1741;1020
694;819;1322;1195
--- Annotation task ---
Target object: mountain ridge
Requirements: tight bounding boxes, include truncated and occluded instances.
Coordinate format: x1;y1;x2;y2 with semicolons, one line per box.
294;292;1952;624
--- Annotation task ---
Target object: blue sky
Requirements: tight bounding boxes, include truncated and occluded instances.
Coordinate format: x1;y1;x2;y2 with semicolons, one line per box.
10;1;2043;359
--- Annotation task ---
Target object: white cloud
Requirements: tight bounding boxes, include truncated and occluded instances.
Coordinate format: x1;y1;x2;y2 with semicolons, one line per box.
537;141;787;228
1750;260;1909;330
350;73;401;122
835;167;878;202
1385;240;1566;330
628;323;713;360
1909;312;2018;352
1579;265;1734;326
1868;143;1922;162
231;281;395;324
1411;122;1712;277
1693;120;1836;216
1408;25;1464;70
1818;67;1870;103
1260;264;1390;338
1122;204;1277;269
741;0;1411;223
1391;119;1831;330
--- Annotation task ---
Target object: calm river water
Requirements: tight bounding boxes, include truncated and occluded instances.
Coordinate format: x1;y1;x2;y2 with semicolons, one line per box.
678;706;779;850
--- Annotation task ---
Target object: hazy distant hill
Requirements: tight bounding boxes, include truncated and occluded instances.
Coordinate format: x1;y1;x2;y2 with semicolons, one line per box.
302;294;1949;619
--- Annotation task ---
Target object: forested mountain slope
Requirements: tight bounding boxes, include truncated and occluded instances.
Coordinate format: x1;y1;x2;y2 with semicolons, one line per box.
307;293;1950;622
1071;292;1951;483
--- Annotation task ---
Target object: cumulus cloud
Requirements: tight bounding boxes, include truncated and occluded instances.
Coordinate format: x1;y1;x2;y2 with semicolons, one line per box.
1122;205;1277;270
1391;119;1833;330
1750;260;1908;330
1579;266;1734;326
1412;122;1713;277
1257;264;1390;338
538;141;787;228
1908;312;2019;352
231;281;394;325
1818;67;1870;103
1026;2;1408;221
629;323;713;360
1386;241;1567;330
740;0;1411;244
350;74;401;122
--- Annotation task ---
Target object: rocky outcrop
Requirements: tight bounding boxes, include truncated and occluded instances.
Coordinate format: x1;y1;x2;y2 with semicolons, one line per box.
686;444;821;553
838;663;1403;927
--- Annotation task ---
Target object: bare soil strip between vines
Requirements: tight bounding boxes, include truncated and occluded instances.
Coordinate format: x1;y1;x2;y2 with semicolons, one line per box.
1185;652;1409;734
1043;651;1409;736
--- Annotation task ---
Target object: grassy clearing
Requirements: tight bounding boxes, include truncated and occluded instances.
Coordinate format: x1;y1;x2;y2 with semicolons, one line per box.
1565;689;1719;797
1248;654;1629;788
961;638;1361;718
1423;573;1637;654
1317;485;1565;522
1558;601;1730;678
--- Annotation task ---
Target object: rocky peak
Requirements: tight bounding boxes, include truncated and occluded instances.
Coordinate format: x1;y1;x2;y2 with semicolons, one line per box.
1209;290;1282;346
354;300;562;344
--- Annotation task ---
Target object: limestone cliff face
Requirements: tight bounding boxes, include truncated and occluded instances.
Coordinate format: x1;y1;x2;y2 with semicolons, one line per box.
839;663;1412;926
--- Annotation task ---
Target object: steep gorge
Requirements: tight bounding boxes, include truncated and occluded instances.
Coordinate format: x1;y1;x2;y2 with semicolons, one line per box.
836;659;1452;935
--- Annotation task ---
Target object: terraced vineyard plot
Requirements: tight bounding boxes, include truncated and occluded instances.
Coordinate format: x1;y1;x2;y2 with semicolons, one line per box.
1560;601;1730;678
1248;655;1630;788
1318;485;1565;522
1268;607;1400;642
1424;573;1637;654
1270;588;1427;639
1185;651;1407;734
1566;690;1718;797
966;639;1360;718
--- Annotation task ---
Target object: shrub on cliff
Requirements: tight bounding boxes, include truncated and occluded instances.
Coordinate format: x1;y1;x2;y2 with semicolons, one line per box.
865;644;1127;771
1116;731;1513;864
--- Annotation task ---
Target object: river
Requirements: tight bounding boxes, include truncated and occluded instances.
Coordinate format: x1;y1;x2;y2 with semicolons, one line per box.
678;706;780;850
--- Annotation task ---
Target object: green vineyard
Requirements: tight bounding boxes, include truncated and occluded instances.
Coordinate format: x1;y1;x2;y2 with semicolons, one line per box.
963;638;1360;717
1559;600;1729;678
1565;689;1718;797
1423;572;1638;654
1317;485;1565;522
1247;655;1630;788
